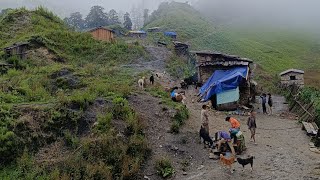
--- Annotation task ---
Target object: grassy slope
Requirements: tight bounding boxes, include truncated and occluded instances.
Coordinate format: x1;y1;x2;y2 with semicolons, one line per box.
145;2;320;89
0;8;149;179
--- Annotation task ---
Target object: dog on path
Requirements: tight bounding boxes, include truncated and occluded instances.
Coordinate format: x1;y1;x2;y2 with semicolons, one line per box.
138;77;146;89
237;156;255;171
220;154;235;174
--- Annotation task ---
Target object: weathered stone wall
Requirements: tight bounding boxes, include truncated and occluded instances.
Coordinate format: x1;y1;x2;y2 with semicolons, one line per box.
280;72;304;87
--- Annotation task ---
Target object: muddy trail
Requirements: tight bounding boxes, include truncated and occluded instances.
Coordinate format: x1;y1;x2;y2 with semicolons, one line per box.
127;46;320;180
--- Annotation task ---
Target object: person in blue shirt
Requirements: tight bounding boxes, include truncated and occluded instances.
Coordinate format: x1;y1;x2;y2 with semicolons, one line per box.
216;130;236;156
260;93;267;114
170;87;179;102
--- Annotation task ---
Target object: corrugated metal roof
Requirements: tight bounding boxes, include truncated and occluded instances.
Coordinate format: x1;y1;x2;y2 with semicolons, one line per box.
279;69;305;76
191;50;253;63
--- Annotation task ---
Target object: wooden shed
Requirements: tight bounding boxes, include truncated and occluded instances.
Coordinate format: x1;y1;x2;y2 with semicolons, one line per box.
192;51;254;109
88;27;115;42
279;69;304;87
4;42;30;59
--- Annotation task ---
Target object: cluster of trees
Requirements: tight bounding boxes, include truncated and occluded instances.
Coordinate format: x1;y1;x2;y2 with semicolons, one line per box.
64;5;149;31
64;5;133;31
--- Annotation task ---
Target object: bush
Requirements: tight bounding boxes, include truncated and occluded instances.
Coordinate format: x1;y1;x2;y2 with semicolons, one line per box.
170;105;189;134
155;158;175;178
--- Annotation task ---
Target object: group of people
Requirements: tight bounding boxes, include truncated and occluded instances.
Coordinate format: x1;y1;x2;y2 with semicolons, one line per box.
200;105;257;156
260;93;273;115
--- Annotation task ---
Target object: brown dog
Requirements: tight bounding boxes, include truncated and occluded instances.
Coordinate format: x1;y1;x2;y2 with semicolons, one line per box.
220;154;235;173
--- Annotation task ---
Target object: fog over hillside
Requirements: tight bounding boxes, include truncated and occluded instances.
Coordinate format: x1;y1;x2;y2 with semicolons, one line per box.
194;0;320;31
0;0;197;17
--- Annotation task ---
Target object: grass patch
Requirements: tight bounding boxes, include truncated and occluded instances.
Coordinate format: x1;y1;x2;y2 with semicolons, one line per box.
155;158;175;178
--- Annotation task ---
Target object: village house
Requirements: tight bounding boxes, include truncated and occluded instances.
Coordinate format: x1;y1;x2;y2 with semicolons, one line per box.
147;27;161;32
173;41;189;56
128;30;147;38
4;42;30;60
279;69;304;87
88;27;115;42
192;51;254;110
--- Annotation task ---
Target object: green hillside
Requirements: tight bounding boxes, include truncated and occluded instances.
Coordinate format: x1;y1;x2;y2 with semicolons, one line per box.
145;2;320;89
0;8;149;179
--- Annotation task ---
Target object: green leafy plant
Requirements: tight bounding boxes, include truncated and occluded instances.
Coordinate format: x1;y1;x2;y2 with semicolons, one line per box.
155;158;175;178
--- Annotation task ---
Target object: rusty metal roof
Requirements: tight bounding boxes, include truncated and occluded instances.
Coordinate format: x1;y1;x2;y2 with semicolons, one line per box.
88;26;114;33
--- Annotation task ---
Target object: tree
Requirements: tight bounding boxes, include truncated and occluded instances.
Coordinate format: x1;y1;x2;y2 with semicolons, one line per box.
64;12;85;30
123;12;132;30
85;5;109;29
143;9;149;25
108;9;120;25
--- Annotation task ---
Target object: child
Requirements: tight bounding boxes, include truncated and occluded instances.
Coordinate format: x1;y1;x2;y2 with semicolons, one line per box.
268;93;273;115
260;93;267;114
247;110;257;144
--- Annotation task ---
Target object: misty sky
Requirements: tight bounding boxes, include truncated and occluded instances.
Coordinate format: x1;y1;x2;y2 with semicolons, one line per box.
1;0;320;31
0;0;194;16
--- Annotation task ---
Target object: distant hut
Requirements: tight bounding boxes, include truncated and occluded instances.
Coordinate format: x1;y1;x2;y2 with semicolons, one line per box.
192;51;254;110
147;27;161;32
279;69;304;87
173;41;189;56
164;31;177;39
88;26;115;42
128;30;147;38
4;42;29;59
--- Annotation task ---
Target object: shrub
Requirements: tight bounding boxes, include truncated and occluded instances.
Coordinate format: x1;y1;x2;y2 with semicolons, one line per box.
94;113;113;134
155;158;175;178
112;97;131;120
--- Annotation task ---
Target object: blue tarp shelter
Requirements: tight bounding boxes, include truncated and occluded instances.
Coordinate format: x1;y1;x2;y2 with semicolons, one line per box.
164;31;177;39
199;66;248;102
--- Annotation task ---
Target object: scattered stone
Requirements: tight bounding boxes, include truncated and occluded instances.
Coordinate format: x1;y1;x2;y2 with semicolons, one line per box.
183;171;188;175
197;165;204;170
144;175;150;180
159;145;163;148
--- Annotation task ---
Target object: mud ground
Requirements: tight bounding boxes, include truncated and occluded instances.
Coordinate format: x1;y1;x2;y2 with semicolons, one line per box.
127;46;320;180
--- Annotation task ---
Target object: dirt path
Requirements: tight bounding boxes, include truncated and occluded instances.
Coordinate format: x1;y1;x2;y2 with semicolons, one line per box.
128;46;320;180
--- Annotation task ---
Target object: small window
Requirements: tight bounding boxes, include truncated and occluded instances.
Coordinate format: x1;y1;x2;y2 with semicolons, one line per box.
290;76;296;80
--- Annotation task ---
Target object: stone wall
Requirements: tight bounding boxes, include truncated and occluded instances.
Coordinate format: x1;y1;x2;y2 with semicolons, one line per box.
280;72;304;87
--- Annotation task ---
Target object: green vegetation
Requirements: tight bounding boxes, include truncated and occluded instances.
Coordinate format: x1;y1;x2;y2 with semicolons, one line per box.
0;7;149;179
155;158;175;178
298;87;320;127
166;55;195;79
145;2;320;90
147;85;189;134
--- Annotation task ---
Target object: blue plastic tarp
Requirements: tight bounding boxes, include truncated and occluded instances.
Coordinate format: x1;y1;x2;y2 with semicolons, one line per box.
164;31;177;36
199;66;248;102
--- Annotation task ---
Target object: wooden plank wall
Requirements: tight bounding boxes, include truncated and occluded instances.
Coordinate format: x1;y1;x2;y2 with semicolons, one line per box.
90;29;114;42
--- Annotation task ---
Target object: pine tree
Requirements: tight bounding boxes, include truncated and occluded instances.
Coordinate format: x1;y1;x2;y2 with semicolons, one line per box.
123;12;133;30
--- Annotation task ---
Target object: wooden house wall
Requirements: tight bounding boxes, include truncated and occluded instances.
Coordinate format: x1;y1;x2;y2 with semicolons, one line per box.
90;29;114;42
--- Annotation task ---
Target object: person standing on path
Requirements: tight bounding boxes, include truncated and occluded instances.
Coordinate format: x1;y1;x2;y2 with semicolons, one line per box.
225;117;240;144
260;93;267;114
268;93;273;115
247;110;257;144
201;105;210;135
